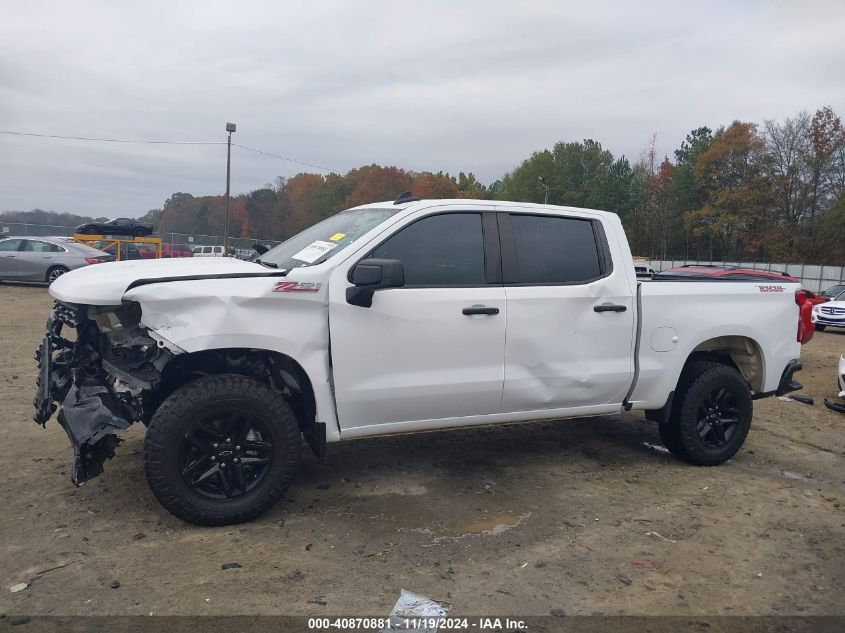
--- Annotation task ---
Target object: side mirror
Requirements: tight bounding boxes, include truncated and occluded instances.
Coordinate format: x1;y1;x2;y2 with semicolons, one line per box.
346;258;404;307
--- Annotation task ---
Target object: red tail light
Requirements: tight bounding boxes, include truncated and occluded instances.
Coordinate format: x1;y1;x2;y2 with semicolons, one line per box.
85;257;105;264
795;290;814;344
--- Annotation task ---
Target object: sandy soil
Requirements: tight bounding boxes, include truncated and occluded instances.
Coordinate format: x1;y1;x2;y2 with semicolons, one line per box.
0;283;843;617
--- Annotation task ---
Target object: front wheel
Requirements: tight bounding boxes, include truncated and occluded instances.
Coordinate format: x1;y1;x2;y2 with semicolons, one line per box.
815;324;826;332
659;362;753;466
144;374;301;525
46;266;68;285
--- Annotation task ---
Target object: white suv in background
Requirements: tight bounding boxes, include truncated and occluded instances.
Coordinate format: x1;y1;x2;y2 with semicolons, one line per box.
192;245;234;257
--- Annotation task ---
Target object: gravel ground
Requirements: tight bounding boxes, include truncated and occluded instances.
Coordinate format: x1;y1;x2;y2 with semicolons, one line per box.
1;283;843;617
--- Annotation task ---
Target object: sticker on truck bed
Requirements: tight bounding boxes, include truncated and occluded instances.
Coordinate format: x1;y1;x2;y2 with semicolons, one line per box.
757;285;786;293
291;240;338;263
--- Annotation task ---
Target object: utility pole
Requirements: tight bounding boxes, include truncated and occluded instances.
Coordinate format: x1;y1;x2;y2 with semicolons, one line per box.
223;122;236;255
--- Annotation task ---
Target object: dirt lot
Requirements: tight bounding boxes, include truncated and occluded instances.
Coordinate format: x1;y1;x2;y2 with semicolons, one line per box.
1;283;843;618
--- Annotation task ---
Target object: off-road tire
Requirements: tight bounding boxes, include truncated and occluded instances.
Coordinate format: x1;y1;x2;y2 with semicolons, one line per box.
659;361;752;466
144;374;301;525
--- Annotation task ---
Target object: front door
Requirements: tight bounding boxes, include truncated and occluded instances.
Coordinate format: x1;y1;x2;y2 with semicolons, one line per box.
0;238;24;280
329;211;506;432
497;210;636;413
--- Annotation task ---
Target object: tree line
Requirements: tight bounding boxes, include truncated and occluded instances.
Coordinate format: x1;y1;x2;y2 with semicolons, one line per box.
5;106;843;264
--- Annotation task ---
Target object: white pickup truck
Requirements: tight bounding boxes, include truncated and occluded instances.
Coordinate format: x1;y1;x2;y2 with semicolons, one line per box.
35;196;805;525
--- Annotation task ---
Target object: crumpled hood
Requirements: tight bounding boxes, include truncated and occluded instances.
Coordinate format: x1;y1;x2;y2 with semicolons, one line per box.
50;257;266;305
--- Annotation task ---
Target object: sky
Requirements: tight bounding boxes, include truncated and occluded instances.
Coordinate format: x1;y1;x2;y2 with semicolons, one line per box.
1;0;844;218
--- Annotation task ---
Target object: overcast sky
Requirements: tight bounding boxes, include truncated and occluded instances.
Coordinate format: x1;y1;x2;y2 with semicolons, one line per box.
1;0;844;218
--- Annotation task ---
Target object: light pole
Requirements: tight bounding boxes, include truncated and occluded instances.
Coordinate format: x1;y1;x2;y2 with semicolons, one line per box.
538;176;549;204
223;122;236;255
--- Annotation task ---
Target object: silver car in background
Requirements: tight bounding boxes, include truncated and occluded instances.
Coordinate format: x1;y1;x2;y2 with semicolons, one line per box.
0;236;114;284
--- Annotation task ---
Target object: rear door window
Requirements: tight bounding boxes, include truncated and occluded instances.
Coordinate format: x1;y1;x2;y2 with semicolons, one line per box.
24;240;63;252
509;214;603;284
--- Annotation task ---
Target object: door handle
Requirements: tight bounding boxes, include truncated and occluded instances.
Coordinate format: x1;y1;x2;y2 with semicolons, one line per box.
594;303;627;313
462;305;500;316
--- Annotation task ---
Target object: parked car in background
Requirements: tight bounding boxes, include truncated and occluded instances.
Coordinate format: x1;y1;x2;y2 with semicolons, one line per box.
75;218;154;238
192;245;234;257
657;264;799;282
89;240;143;261
136;243;194;259
811;290;845;332
821;284;845;299
161;243;194;258
0;236;113;284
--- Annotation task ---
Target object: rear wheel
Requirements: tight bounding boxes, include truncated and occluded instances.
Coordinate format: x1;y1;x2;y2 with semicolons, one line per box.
46;266;68;285
144;374;301;525
133;228;147;238
659;362;752;466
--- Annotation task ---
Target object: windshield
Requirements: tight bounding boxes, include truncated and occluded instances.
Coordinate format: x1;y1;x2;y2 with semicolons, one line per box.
259;206;401;270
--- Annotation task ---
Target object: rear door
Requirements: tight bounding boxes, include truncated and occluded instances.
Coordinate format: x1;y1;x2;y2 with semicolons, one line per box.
329;210;506;432
498;210;636;413
0;239;24;279
18;240;64;281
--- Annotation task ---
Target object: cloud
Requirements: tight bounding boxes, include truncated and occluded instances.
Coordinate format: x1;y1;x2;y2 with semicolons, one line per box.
1;0;843;216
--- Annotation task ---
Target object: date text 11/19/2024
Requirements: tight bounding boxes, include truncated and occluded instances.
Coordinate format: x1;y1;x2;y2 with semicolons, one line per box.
306;617;528;630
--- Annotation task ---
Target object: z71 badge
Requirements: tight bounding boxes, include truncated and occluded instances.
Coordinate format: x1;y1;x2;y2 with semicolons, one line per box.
273;281;322;293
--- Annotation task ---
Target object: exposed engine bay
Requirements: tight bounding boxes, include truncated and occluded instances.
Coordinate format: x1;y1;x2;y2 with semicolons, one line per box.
34;300;321;485
34;300;173;483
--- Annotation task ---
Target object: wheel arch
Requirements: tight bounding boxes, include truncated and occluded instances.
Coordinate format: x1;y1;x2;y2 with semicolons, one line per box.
685;335;765;393
645;334;764;424
45;264;69;283
157;347;325;460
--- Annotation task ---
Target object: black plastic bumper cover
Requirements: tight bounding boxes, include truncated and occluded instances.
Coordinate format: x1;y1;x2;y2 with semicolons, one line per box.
57;384;132;484
775;359;803;397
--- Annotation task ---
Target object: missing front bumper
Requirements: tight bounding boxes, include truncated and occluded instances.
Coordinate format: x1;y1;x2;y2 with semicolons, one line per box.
33;301;162;484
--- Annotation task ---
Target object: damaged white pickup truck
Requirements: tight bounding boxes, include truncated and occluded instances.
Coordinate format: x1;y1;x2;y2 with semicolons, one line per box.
35;196;806;525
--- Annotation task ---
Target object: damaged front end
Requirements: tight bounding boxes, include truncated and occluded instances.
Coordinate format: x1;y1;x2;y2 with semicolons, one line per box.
34;300;173;484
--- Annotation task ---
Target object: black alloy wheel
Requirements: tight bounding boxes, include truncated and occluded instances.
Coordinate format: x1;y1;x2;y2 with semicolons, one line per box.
144;374;301;525
696;386;742;448
658;361;753;466
179;411;274;500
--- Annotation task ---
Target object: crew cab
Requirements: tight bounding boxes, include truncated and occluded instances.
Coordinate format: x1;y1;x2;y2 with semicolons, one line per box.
34;197;805;525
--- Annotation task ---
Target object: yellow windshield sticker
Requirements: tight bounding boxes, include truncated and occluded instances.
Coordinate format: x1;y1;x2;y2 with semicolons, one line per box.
329;233;346;242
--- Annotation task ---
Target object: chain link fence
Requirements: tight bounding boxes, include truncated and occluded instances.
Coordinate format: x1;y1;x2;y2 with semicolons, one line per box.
0;223;282;259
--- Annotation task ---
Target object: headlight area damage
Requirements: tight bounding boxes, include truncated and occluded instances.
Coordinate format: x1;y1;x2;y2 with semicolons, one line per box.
34;301;174;484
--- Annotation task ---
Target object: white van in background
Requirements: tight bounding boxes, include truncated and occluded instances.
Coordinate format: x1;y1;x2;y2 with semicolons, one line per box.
192;245;234;257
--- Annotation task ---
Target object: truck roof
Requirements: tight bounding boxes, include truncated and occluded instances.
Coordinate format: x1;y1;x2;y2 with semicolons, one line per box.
352;198;620;220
